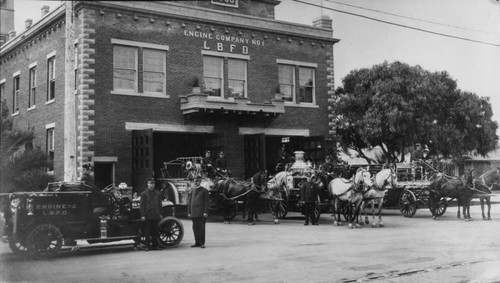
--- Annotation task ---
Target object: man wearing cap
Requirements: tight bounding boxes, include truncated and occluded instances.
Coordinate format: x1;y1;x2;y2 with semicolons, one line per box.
140;178;162;251
202;150;214;178
187;176;209;248
215;151;228;176
411;143;424;162
300;173;319;225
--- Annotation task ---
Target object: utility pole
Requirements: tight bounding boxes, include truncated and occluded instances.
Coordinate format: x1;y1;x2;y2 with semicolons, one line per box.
64;1;77;181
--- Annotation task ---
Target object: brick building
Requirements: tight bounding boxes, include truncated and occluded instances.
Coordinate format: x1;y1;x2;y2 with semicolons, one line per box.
0;1;339;192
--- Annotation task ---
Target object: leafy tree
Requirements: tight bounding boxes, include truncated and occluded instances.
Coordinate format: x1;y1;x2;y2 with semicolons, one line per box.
0;99;53;193
333;61;498;163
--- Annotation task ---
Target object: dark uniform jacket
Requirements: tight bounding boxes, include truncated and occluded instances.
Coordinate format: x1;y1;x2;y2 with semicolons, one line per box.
140;189;162;220
215;157;227;171
411;149;424;161
300;181;319;204
187;186;209;218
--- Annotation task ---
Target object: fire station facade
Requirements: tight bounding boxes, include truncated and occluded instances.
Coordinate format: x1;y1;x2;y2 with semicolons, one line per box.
0;1;339;192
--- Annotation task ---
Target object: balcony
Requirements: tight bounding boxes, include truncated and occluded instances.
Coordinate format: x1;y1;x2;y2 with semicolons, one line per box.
180;93;285;117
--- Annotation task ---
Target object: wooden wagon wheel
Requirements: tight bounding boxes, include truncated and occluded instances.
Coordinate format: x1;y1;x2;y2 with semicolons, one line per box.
428;197;448;217
399;189;417;218
9;235;29;255
268;191;288;219
26;224;63;259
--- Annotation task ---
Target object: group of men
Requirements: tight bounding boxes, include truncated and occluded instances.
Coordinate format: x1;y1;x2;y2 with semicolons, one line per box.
139;175;209;250
202;150;228;178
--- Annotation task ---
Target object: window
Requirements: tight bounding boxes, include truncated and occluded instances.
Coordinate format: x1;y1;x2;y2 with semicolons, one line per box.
111;39;169;97
278;65;295;102
47;56;55;101
46;126;55;172
0;80;5;101
74;43;78;90
13;75;19;113
203;56;223;97
277;60;317;105
228;59;247;98
143;49;165;94
113;45;137;92
29;66;36;108
298;67;314;104
202;52;249;99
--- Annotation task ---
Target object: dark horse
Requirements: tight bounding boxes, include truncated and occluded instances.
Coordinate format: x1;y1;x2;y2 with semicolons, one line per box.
472;168;499;220
212;171;268;225
428;170;474;221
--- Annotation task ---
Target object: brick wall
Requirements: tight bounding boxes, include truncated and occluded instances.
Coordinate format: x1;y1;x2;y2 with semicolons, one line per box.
0;15;67;180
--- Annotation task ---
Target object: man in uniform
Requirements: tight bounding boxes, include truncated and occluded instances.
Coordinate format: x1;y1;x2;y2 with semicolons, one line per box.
187;175;209;248
300;173;319;226
215;151;228;176
320;155;335;173
140;177;162;251
202;150;214;178
411;143;424;162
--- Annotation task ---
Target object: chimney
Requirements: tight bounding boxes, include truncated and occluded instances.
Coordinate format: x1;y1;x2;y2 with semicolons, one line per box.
41;5;50;17
25;19;33;30
313;14;333;30
8;30;17;40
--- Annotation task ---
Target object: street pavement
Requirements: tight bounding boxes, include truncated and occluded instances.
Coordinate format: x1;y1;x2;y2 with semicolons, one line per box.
1;200;499;283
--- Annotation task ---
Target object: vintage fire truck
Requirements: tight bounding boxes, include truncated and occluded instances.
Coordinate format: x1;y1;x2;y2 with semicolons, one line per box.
1;181;183;259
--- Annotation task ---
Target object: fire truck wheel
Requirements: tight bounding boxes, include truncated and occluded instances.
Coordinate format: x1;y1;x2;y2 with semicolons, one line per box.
8;236;29;255
27;224;63;259
157;217;184;248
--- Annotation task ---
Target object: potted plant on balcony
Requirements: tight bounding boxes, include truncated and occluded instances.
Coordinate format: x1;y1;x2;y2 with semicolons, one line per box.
274;85;283;100
190;76;203;94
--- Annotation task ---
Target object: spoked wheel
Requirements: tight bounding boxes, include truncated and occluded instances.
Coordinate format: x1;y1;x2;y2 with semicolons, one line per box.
9;236;29;255
157;217;184;248
428;197;448;217
268;198;288;219
27;224;63;259
399;189;417;218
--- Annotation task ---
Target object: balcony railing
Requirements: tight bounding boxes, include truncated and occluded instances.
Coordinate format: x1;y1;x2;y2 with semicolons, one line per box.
180;93;285;117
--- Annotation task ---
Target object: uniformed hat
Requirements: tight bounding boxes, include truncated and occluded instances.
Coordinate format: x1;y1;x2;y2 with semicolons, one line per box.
146;177;155;183
219;151;224;155
206;150;211;154
195;175;202;180
415;143;421;146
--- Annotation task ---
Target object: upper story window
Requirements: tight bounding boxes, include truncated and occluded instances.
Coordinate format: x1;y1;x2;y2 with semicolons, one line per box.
111;39;169;98
12;73;20;114
278;65;295;102
202;51;249;99
29;65;37;109
298;67;315;104
228;59;247;98
47;55;56;101
277;59;317;106
203;56;223;97
0;79;5;101
113;45;137;92
143;49;166;94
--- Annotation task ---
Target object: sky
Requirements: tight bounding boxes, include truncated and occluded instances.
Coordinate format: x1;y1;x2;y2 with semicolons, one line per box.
13;0;500;130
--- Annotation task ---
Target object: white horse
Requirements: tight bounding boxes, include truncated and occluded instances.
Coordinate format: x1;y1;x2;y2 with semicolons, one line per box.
360;168;395;227
267;171;294;224
329;168;373;229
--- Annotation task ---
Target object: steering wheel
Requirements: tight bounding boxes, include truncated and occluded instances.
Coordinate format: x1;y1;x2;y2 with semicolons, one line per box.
102;183;115;194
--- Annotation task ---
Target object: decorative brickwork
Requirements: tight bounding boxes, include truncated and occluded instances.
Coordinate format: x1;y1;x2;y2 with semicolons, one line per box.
76;8;96;179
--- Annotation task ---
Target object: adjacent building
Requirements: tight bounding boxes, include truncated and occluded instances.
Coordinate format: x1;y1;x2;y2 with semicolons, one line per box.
0;0;339;192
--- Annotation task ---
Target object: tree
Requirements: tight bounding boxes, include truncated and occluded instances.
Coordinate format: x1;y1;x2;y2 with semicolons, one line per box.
333;61;498;163
0;99;54;193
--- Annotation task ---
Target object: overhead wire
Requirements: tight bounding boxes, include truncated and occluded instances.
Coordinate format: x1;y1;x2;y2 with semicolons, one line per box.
324;0;496;35
292;0;500;47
